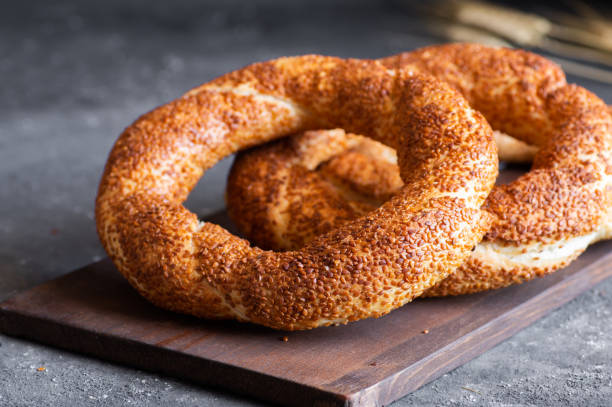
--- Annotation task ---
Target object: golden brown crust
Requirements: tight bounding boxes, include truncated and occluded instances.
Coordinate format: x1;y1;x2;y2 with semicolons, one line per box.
226;44;612;296
96;55;498;329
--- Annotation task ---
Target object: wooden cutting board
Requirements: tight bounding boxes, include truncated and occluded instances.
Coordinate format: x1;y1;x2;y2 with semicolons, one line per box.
3;179;612;406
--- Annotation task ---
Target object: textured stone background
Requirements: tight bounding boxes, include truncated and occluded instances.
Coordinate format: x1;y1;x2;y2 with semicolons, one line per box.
1;1;611;405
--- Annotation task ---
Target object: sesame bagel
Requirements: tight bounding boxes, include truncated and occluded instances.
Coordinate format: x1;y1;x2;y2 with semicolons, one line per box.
226;44;612;296
95;55;498;330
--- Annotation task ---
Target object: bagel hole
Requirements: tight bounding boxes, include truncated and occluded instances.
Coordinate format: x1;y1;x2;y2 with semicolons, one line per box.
497;161;531;185
183;155;244;237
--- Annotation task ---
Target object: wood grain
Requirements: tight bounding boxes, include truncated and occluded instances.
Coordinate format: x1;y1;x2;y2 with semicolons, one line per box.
2;167;612;406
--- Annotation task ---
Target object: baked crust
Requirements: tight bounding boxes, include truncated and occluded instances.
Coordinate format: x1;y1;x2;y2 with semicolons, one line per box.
226;44;612;296
96;54;497;329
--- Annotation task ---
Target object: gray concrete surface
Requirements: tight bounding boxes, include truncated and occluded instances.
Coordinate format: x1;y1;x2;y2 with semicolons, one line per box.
1;1;611;405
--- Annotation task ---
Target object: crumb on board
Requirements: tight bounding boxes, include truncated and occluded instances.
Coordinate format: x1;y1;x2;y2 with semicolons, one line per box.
280;336;289;342
462;386;481;394
422;329;429;334
37;367;46;372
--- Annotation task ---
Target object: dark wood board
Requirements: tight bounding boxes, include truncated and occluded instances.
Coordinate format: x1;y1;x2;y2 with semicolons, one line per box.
2;165;612;406
1;228;611;406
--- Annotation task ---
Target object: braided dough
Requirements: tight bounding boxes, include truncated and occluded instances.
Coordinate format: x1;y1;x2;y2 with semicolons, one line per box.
96;55;498;329
226;44;612;296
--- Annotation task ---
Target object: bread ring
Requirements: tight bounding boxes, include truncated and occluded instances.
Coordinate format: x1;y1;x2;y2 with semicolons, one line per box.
226;44;612;296
95;55;498;330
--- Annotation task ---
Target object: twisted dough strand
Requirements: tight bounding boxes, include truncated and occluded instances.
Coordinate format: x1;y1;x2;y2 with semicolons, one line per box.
96;55;497;329
226;44;612;296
